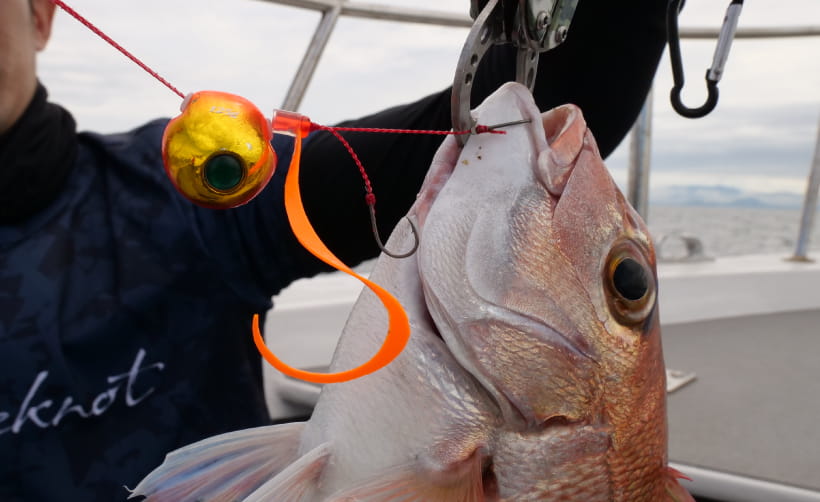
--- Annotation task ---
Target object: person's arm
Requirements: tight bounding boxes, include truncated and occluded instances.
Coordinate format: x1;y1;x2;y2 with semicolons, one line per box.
202;0;669;299
295;0;669;270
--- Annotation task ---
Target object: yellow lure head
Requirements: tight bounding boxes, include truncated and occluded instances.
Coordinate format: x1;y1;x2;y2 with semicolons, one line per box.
162;91;276;209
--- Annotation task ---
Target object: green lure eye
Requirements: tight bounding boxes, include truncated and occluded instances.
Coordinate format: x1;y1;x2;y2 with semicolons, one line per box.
204;153;245;192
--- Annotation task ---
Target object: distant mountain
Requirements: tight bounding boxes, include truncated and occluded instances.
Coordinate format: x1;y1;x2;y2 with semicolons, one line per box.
649;185;809;209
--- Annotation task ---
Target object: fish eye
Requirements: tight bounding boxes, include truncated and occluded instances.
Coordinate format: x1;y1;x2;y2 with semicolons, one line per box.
604;241;656;326
612;258;648;300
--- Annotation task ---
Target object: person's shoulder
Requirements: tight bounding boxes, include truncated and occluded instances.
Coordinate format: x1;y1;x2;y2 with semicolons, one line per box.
81;117;169;151
131;117;170;143
77;118;172;185
75;118;180;207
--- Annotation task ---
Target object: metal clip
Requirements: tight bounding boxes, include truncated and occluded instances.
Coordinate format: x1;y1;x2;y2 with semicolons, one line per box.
515;0;578;53
452;0;577;146
667;0;743;118
513;0;578;88
452;0;503;147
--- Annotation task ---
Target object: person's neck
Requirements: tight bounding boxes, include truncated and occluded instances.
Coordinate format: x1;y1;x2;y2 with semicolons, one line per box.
0;81;78;224
0;77;38;135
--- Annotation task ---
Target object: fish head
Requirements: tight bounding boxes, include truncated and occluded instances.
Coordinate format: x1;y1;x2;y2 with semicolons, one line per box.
413;82;685;500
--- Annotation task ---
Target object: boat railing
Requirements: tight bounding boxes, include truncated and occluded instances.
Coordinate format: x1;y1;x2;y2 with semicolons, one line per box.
258;0;820;260
625;25;820;262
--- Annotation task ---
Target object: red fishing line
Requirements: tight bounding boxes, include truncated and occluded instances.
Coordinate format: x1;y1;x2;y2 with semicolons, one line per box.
50;0;185;100
319;127;375;198
314;124;502;136
306;123;504;214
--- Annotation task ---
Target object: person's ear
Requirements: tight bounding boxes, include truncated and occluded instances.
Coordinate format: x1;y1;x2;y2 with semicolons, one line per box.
31;0;57;51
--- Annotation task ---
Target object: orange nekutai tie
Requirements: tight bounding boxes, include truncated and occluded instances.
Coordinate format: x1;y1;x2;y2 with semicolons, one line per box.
252;110;411;384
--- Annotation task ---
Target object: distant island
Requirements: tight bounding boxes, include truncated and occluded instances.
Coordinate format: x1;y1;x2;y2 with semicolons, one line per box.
648;185;814;210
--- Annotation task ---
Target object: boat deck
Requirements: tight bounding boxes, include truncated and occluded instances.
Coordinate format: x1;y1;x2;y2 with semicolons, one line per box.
666;309;820;500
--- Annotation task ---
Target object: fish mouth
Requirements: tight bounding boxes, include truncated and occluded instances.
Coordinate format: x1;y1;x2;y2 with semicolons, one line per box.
536;103;586;197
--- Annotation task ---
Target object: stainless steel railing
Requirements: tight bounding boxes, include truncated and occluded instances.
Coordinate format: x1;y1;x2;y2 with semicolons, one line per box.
259;0;820;260
257;0;474;110
792;118;820;261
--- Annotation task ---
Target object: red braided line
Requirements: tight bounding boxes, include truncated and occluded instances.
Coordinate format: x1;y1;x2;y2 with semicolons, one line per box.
311;123;505;209
322;128;376;205
50;0;185;100
324;125;505;136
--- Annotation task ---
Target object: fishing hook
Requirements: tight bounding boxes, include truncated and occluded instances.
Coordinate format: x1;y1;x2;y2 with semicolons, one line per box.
364;118;531;259
667;0;743;118
369;206;419;259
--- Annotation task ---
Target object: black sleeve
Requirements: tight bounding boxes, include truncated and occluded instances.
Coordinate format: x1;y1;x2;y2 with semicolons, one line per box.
296;0;668;271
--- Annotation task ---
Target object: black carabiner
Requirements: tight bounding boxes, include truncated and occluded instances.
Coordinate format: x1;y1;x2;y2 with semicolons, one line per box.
666;0;743;119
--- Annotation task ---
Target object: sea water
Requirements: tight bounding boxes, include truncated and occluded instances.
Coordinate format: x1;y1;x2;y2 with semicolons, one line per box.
647;206;820;258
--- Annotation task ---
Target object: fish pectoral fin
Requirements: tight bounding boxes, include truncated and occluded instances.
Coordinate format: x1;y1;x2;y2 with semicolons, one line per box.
664;466;695;502
242;441;331;502
128;422;308;501
326;454;485;502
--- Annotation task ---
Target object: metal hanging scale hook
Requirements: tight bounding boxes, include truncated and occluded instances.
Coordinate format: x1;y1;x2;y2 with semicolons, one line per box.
451;0;579;146
667;0;744;118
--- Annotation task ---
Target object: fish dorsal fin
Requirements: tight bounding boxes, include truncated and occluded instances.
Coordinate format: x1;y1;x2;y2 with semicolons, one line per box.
325;453;485;502
128;422;308;501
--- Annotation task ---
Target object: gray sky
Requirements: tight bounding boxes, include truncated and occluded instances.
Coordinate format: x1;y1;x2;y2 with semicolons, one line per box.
38;0;820;201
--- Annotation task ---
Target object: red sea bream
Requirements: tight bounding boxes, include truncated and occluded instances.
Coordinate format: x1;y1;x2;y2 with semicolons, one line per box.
132;82;693;501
